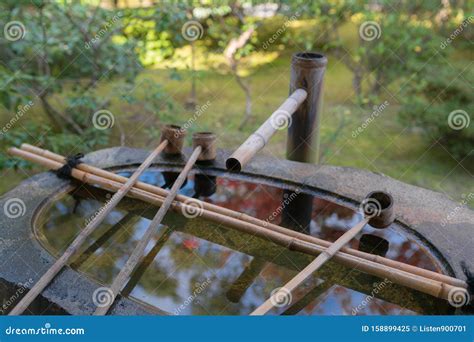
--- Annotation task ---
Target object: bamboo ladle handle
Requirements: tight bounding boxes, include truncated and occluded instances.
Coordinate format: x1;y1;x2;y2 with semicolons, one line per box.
251;218;369;315
93;132;216;315
8;140;169;315
252;191;395;315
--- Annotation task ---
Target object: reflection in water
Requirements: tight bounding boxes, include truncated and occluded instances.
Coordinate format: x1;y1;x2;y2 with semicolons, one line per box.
280;190;313;234
359;234;390;257
36;170;446;316
193;174;217;198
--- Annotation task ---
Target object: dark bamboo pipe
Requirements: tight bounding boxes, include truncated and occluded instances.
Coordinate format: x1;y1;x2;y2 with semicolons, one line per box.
287;52;327;163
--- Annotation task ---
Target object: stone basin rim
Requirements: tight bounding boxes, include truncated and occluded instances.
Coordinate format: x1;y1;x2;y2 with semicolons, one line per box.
0;146;472;315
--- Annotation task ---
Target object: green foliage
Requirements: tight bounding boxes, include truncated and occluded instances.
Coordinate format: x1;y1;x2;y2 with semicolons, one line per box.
281;0;360;50
121;5;188;65
399;64;473;159
0;122;108;169
0;1;175;170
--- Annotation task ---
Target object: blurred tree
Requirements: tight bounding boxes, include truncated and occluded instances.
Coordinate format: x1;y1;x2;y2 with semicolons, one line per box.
0;0;174;169
221;2;258;129
399;64;473;159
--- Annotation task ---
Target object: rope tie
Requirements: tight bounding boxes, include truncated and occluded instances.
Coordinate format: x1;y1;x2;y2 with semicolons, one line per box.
55;153;84;179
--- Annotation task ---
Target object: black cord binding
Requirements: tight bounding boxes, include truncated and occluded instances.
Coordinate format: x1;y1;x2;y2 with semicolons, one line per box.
55;153;84;179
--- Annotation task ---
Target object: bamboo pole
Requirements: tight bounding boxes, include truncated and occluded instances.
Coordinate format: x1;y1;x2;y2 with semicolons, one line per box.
251;218;369;315
252;191;396;315
8;141;168;315
93;146;203;315
7;148;466;304
226;89;307;172
20;144;466;289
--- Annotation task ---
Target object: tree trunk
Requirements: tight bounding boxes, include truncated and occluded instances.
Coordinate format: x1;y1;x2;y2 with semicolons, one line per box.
224;27;255;130
353;68;363;99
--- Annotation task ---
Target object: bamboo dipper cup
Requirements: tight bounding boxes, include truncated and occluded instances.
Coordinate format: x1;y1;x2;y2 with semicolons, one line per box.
193;132;217;162
94;132;217;315
251;191;395;315
160;124;186;155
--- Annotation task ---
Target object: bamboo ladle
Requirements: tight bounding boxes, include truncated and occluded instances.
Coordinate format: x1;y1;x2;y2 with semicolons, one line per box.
251;191;395;315
7;147;466;303
93;132;217;315
8;139;172;315
17;145;466;288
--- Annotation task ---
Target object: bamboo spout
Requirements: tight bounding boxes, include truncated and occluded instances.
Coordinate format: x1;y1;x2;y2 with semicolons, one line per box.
226;88;307;172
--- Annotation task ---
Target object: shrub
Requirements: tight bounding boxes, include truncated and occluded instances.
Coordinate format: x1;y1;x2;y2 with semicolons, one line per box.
399;64;473;159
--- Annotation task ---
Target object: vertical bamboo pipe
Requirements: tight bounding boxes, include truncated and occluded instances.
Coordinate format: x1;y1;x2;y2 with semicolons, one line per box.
226;89;307;172
281;53;327;233
93;133;216;315
286;52;327;163
8;140;169;315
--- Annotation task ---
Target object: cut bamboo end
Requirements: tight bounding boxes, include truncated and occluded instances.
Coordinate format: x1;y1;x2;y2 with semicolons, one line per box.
225;157;242;172
291;52;328;69
192;132;217;162
363;191;395;229
160;124;186;155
